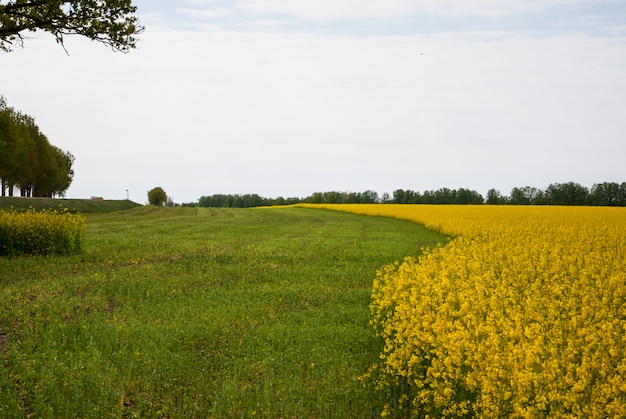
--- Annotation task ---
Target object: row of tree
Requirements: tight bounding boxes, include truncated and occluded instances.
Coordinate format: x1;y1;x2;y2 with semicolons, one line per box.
197;193;283;208
0;96;75;198
195;191;389;208
192;182;626;208
488;182;626;206
391;188;485;205
194;188;484;207
393;182;626;206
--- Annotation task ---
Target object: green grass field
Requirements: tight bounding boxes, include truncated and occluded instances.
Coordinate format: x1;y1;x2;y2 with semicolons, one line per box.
0;197;141;213
0;206;446;417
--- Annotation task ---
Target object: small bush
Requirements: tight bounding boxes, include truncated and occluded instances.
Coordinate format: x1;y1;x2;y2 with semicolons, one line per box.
0;207;86;257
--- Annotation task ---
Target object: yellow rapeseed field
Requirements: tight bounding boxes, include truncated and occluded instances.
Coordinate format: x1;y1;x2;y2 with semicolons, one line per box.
0;207;85;256
298;204;626;418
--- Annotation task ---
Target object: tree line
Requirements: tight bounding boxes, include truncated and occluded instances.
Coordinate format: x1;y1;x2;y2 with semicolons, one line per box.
0;96;75;198
193;188;484;207
192;182;626;208
488;182;626;206
194;191;389;208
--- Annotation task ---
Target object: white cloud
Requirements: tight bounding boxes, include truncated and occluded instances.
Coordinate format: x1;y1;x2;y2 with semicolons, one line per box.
176;7;236;19
2;18;625;202
180;0;220;4
411;0;586;17
230;0;618;21
236;0;417;21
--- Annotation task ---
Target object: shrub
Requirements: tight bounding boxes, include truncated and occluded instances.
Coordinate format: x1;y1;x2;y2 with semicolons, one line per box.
0;207;86;257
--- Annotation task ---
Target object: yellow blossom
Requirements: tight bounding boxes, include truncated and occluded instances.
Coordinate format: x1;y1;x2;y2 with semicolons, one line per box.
299;204;626;417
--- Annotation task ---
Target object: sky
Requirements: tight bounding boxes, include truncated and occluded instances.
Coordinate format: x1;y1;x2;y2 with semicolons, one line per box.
2;0;626;203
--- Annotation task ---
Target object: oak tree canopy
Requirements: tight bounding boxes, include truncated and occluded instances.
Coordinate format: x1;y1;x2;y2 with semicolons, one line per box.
0;0;143;52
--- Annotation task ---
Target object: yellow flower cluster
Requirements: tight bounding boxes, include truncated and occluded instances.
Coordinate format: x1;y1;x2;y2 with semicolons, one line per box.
298;204;626;417
0;206;86;256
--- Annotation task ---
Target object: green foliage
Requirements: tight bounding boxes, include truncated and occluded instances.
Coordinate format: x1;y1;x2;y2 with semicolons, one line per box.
0;207;446;416
509;186;545;205
589;182;626;206
195;183;626;208
0;207;85;256
544;182;589;206
486;188;505;204
0;0;143;52
147;187;167;206
0;96;75;198
198;193;275;208
507;182;626;206
390;188;467;204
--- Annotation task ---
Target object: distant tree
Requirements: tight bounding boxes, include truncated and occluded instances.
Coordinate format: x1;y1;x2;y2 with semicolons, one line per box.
486;189;504;205
284;197;301;205
433;187;455;204
617;183;626;206
393;189;421;204
197;193;274;208
191;185;626;208
241;193;269;207
392;189;406;204
0;0;143;52
148;187;167;206
509;187;525;205
405;189;421;204
589;182;626;206
509;186;544;205
323;191;347;204
455;188;483;204
544;182;589;206
360;190;379;203
344;192;358;204
306;192;324;204
200;194;218;207
421;190;435;204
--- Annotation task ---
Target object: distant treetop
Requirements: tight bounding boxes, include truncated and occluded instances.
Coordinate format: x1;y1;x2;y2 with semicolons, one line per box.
192;183;626;208
148;187;167;206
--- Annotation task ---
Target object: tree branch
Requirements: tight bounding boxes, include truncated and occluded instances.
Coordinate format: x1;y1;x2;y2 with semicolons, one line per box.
0;0;143;52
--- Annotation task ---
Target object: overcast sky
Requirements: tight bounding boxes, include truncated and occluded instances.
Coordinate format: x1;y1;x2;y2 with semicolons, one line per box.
2;0;626;203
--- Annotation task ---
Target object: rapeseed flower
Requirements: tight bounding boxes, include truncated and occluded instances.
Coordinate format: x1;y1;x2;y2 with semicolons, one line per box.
0;206;85;256
299;204;626;417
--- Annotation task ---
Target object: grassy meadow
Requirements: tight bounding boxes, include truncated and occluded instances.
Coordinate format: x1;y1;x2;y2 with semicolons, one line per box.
0;206;446;417
0;197;141;213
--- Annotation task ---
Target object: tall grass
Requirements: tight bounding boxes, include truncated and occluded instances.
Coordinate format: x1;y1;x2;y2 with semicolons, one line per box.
0;206;445;417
